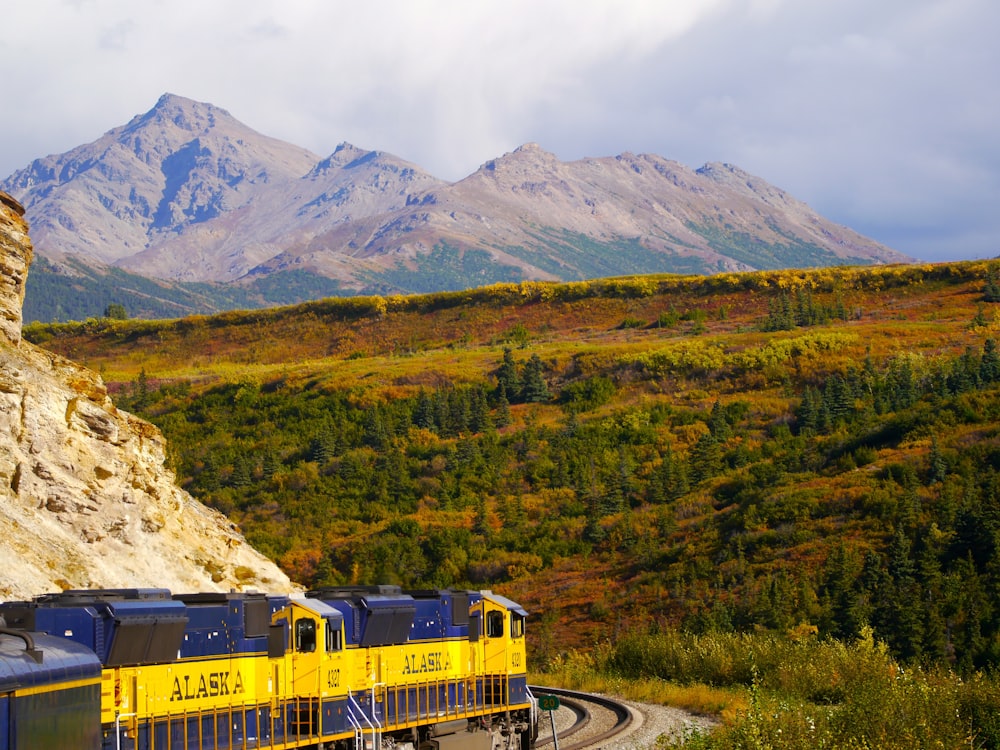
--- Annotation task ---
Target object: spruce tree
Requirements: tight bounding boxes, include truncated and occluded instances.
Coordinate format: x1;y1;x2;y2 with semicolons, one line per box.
495;348;521;402
521;353;551;403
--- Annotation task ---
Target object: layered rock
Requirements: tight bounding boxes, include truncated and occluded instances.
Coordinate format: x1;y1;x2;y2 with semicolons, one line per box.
0;191;296;599
0;193;29;345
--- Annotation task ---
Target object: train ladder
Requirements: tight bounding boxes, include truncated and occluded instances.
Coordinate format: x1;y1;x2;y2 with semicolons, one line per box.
347;690;380;750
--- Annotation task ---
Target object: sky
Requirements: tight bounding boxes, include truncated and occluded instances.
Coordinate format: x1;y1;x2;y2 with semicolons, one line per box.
1;0;997;263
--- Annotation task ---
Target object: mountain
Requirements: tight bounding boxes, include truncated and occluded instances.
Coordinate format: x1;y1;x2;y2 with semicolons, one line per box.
281;144;907;285
3;94;912;319
0;191;296;598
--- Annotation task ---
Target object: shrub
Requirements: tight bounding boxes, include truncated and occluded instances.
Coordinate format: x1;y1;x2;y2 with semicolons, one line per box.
606;627;999;750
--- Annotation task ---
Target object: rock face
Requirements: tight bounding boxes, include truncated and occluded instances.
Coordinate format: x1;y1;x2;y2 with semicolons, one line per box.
0;193;29;345
0;191;296;599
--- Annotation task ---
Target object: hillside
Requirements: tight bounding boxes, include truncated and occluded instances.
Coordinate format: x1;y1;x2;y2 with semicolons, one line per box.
4;94;912;323
24;261;1000;670
20;253;347;323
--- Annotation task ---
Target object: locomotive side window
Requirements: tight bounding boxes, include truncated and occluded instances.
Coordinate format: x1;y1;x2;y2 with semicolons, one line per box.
487;610;504;638
326;621;343;652
296;618;317;653
469;611;481;641
511;613;525;639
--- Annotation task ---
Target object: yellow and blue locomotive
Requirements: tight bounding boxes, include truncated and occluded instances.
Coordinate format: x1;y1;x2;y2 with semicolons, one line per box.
0;586;537;750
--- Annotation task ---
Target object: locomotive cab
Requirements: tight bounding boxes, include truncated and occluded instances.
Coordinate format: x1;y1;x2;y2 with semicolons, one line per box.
480;592;529;707
270;597;349;739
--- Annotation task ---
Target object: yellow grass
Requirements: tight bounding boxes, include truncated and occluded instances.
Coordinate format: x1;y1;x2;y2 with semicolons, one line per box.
529;669;746;723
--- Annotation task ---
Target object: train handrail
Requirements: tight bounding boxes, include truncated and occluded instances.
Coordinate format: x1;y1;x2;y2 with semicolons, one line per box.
0;627;43;663
349;688;378;748
114;712;137;750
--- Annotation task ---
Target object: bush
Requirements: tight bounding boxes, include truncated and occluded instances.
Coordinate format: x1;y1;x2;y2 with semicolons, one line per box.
560;375;617;413
605;627;1000;749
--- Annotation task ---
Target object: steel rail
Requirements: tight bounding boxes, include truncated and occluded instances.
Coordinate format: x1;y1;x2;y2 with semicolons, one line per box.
530;686;633;750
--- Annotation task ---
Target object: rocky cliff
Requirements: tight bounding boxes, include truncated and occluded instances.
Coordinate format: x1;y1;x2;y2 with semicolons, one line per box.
0;191;295;599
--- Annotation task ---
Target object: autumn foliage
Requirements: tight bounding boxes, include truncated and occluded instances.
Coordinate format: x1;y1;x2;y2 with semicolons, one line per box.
25;262;1000;681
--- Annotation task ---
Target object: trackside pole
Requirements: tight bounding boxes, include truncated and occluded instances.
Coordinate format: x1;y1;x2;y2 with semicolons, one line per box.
538;694;561;750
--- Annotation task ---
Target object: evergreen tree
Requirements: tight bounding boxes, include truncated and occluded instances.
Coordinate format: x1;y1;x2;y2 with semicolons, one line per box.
762;292;795;331
881;529;925;660
229;452;253;488
886;357;917;410
947;346;982;393
362;406;391;448
648;446;675;504
493;385;512;428
262;451;281;479
309;432;337;464
984;272;1000;302
446;388;471;435
928;437;948;484
413;388;436;430
521;353;551;403
823;373;854;425
198;453;222;492
981;339;1000;383
583;494;607;545
473;494;491;539
495;348;521;402
917;540;949;662
708;399;730;439
795;386;823;434
690;432;722;484
819;543;865;640
129;369;151;411
469;385;492;433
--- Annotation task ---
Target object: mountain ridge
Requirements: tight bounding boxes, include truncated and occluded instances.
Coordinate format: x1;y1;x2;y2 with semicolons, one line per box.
2;94;912;313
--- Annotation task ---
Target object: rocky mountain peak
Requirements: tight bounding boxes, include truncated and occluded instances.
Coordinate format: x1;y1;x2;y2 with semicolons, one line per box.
125;92;232;136
513;142;546;155
697;161;798;208
476;142;560;175
0;193;295;598
307;142;384;177
3;94;912;301
2;94;320;266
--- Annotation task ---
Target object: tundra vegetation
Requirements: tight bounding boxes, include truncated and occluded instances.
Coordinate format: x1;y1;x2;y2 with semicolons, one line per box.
26;262;1000;748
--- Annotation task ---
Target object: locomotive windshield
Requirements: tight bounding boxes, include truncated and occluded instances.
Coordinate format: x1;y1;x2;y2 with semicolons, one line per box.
295;618;316;653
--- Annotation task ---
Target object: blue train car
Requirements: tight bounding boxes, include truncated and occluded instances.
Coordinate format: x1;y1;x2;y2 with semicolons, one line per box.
0;589;187;667
172;591;290;658
0;627;102;750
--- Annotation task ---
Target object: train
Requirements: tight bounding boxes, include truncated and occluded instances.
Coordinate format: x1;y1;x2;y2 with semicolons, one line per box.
0;586;538;750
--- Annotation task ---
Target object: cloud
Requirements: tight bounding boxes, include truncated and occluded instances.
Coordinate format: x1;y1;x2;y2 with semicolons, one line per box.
0;0;997;262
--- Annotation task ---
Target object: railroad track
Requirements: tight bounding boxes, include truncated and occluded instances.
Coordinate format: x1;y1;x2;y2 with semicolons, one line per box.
530;686;633;750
